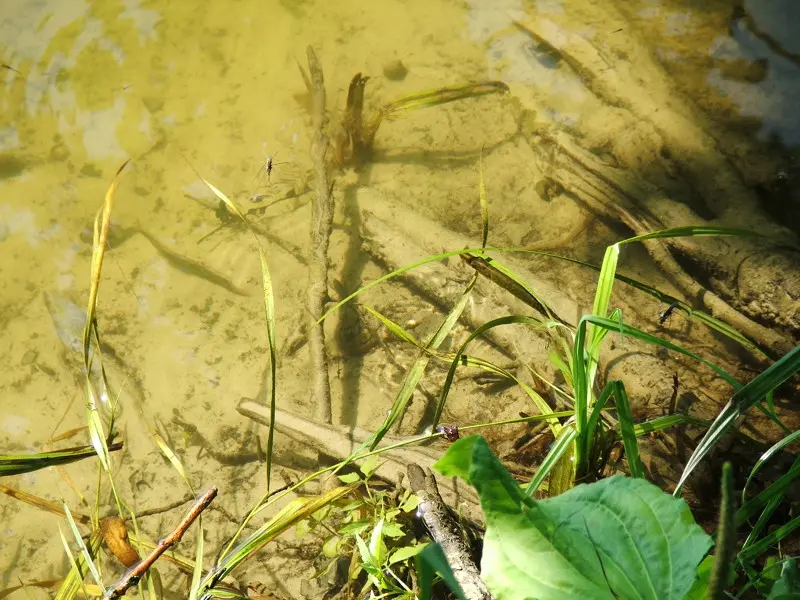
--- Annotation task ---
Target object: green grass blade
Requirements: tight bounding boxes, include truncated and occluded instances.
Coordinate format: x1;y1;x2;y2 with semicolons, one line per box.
619;225;775;245
85;385;111;474
192;171;278;492
629;414;711;437
360;305;422;347
736;458;800;526
742;430;800;504
58;526;91;600
434;314;559;435
200;485;353;590
584;382;615;462
574;313;738;476
588;244;620;350
461;253;572;327
0;443;122;477
612;381;644;479
518;249;770;358
738;513;800;564
572;316;591;474
382;81;508;115
741;494;783;559
189;517;204;600
63;503;104;591
676;345;800;495
152;430;194;494
525;424;578;496
53;532;103;600
318;247;486;325
368;275;477;450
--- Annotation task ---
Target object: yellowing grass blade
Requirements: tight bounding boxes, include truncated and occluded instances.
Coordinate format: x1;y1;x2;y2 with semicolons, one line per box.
201;485;354;589
360;305;421;347
81;162;128;478
57;526;91;600
186;165;278;492
152;430;193;494
63;502;104;591
82;160;128;366
54;530;103;600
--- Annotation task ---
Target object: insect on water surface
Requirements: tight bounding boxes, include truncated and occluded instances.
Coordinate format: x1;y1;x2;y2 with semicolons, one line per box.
657;301;683;326
255;150;286;185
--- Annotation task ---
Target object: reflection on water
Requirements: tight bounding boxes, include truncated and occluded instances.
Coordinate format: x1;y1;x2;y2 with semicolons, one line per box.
1;0;798;595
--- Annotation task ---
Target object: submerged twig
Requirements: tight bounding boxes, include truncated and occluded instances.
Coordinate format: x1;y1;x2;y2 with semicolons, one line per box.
407;464;493;600
102;487;217;600
306;46;334;424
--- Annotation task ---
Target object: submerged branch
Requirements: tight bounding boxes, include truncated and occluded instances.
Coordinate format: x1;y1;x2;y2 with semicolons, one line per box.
306;46;334;424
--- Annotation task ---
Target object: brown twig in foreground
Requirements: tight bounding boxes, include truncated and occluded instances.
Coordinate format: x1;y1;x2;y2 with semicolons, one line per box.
306;45;334;424
102;487;218;600
408;464;493;600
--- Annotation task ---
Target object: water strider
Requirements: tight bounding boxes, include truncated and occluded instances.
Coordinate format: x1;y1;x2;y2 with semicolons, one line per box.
658;301;681;325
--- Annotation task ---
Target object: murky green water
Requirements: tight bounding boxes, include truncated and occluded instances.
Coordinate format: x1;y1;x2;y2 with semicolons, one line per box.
1;0;798;597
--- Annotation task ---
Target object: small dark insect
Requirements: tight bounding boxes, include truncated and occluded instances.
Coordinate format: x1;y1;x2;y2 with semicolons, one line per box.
255;151;286;185
266;152;277;181
668;373;679;415
437;424;460;442
658;301;681;326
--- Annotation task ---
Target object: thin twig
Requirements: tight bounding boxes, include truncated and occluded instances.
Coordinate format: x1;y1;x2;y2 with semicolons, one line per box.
407;464;493;600
102;487;217;600
306;46;334;424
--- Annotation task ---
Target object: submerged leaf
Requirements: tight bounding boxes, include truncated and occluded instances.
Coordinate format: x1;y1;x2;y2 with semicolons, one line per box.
435;435;712;600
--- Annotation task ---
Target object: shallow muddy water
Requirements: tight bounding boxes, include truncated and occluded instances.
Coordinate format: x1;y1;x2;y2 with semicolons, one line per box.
1;0;799;597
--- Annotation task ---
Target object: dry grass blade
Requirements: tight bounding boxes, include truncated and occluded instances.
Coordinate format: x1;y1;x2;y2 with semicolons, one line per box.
0;484;90;524
0;580;66;600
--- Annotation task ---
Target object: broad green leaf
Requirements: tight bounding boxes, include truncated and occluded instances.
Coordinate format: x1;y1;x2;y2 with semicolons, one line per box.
337;472;361;484
435;435;712;600
322;536;342;558
767;558;800;599
369;517;386;565
682;555;713;600
416;543;468;600
399;493;420;513
389;543;428;566
338;520;372;536
382;521;405;538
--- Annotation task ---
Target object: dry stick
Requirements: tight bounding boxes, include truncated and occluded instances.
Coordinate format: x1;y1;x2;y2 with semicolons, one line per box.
407;464;493;600
102;487;217;600
306;45;334;424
